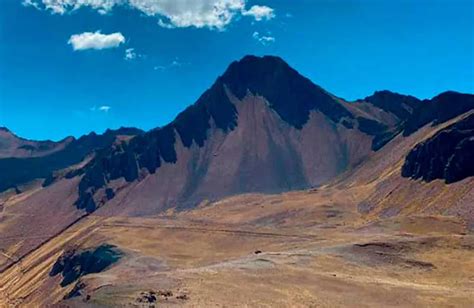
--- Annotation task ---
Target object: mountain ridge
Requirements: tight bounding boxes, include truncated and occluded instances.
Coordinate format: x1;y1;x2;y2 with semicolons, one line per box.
0;127;143;192
62;56;473;215
2;56;473;214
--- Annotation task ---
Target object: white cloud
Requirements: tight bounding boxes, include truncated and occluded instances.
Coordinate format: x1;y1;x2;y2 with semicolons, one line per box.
134;0;246;30
90;105;111;112
252;31;275;45
24;0;275;30
68;31;125;50
242;5;274;21
153;58;187;71
24;0;118;14
22;0;41;9
99;105;111;112
124;48;137;60
170;59;182;67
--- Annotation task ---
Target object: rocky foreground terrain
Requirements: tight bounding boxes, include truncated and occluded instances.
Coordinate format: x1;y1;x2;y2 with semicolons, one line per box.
0;56;473;307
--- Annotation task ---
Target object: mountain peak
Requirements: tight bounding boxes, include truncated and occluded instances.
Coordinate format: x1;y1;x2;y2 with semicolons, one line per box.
358;90;421;120
430;90;467;101
226;55;288;71
403;91;474;136
221;55;294;84
219;55;352;129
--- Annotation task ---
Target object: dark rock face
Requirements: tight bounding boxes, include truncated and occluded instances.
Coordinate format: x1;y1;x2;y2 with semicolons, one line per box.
355;117;394;151
402;113;474;183
74;125;179;211
49;244;122;288
221;55;353;128
0;127;143;192
445;137;474;183
175;79;237;147
42;173;56;187
403;92;474;136
353;91;421;151
356;91;474;151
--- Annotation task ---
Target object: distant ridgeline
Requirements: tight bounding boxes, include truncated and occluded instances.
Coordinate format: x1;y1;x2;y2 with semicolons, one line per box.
0;128;143;192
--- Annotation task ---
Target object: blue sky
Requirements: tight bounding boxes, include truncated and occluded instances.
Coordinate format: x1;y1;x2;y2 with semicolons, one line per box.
0;0;473;141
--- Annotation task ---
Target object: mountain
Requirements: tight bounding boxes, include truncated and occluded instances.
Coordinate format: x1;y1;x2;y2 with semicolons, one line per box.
0;127;73;159
2;56;473;216
0;127;143;192
70;55;409;214
1;56;473;306
403;91;474;135
356;90;420;122
5;55;470;216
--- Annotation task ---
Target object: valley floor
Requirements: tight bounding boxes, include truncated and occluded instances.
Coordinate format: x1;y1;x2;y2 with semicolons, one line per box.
1;188;473;307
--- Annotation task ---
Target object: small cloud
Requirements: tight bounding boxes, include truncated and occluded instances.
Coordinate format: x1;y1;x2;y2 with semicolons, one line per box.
22;0;41;9
98;105;111;112
124;48;137;60
154;58;187;71
170;60;182;67
285;13;293;18
90;105;111;112
124;48;146;61
158;19;176;29
252;31;275;46
68;31;125;51
242;5;275;21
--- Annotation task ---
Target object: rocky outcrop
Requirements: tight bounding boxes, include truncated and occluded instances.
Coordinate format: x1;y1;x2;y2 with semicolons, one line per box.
49;244;122;288
402;113;474;183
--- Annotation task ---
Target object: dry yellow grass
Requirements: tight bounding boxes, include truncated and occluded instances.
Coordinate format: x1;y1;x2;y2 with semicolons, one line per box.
0;186;473;307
